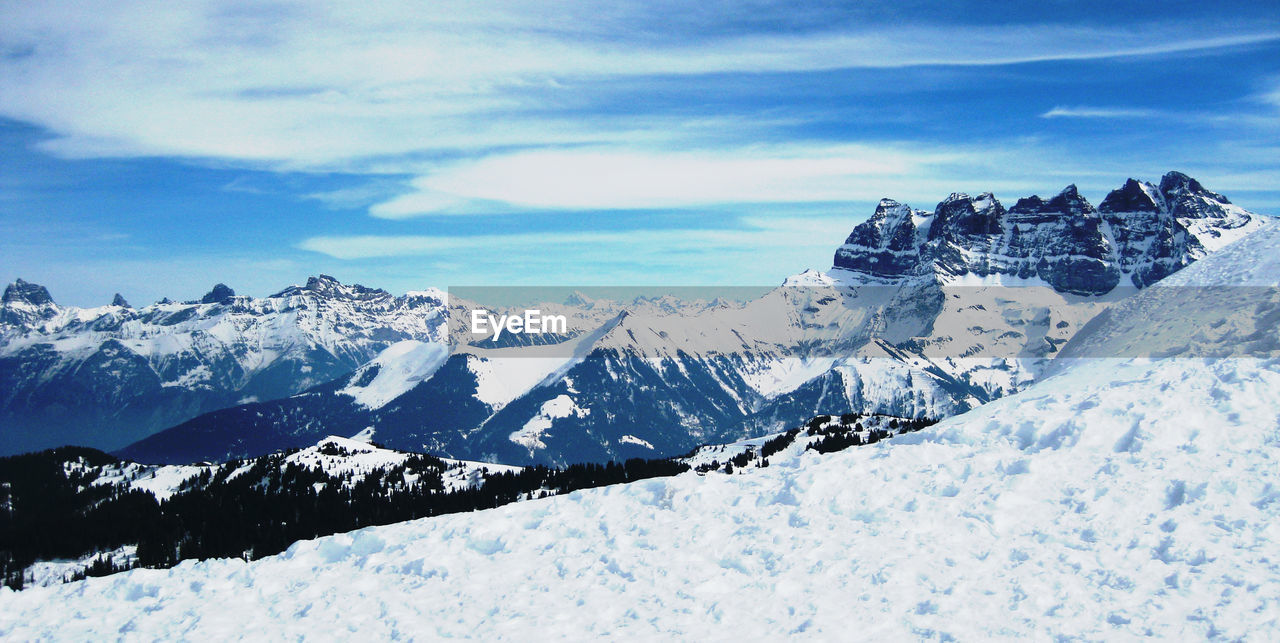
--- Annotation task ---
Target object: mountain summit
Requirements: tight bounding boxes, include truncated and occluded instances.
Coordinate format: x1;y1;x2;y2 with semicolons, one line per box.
2;279;54;307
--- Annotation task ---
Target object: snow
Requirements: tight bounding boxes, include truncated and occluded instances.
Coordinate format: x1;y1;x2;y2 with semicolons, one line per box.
1179;202;1267;253
678;413;902;469
338;340;448;409
468;355;572;409
89;461;211;501
618;435;655;449
8;343;1279;638
3;228;1278;638
738;356;838;397
510;394;590;452
285;436;412;480
458;318;620;409
280;436;520;491
23;547;137;588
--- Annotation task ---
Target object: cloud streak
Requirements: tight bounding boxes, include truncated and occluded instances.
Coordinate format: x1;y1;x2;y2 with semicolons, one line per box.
369;145;941;216
1040;106;1161;119
363;140;1142;216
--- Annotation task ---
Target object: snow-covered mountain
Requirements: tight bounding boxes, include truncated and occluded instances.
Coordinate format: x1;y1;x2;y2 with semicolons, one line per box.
0;276;448;455
4;218;1277;639
831;171;1263;291
117;172;1268;466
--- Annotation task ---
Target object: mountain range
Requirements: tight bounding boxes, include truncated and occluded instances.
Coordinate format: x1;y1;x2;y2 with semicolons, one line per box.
6;211;1277;638
1;172;1268;465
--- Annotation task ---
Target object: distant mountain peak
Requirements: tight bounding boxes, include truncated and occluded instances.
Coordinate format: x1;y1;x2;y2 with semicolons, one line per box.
1099;178;1161;213
271;275;390;301
564;290;596;306
1159;170;1228;204
111;293;131;308
200;284;236;305
2;279;54;306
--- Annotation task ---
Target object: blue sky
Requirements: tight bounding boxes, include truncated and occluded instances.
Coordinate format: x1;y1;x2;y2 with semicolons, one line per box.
2;0;1279;306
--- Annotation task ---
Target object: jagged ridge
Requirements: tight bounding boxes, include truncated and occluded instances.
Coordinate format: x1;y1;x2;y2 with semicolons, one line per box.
832;171;1264;294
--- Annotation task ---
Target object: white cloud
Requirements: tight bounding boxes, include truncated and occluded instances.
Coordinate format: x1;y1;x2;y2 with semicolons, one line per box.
1;1;1275;170
1040;106;1160;119
369;145;932;215
363;141;1117;215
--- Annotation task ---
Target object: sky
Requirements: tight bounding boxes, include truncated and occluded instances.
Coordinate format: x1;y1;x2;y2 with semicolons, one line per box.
2;0;1279;306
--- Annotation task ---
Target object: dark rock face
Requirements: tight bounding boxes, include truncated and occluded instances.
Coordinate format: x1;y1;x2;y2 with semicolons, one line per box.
1003;185;1120;295
272;275;391;301
2;279;54;306
1098;171;1256;288
834;172;1261;294
1099;178;1161;214
930;192;1005;240
1159;171;1234;219
1;280;59;327
831;199;930;279
111;293;131;308
200;284;236;304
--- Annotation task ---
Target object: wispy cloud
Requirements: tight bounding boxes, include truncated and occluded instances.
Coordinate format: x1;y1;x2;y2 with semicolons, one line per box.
363;141;1124;216
369;145;930;216
1040;106;1161;119
304;180;411;211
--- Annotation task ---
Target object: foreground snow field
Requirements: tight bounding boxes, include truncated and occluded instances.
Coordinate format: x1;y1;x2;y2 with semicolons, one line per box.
5;357;1278;639
2;225;1278;639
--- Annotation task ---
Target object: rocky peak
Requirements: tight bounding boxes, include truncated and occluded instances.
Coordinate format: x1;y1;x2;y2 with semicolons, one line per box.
1043;184;1095;216
1094;172;1261;287
273;275;390;301
832;198;930;278
1099;179;1161;214
1009;185;1096;221
201;284;236;305
1158;171;1233;219
3;279;54;306
111;293;131;308
1159;171;1227;203
929;192;1004;239
872;198;911;219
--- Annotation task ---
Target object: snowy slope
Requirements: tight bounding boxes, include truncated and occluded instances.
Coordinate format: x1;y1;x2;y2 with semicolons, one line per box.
337;341;449;409
3;226;1277;638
